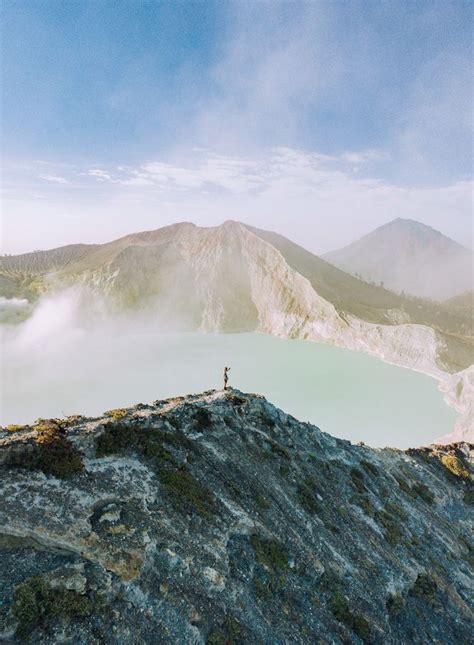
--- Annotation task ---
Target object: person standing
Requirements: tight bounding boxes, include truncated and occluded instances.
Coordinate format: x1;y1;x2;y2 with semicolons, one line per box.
223;366;231;390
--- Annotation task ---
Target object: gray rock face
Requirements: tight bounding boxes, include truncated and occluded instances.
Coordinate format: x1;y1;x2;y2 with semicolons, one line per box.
0;390;473;644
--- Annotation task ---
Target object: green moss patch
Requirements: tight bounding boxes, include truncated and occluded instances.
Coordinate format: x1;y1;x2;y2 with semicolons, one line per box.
328;590;372;642
360;460;379;477
350;467;366;493
250;534;290;599
12;576;93;640
207;615;242;644
96;422;192;460
251;534;289;572
297;477;322;514
375;508;404;546
157;467;216;518
409;573;438;604
410;482;434;505
5;423;83;479
193;408;212;432
96;420;216;518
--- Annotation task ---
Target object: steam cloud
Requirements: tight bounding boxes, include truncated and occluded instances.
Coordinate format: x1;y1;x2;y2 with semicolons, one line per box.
0;290;456;449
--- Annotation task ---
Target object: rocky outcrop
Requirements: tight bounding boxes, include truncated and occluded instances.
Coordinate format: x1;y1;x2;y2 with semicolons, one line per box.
0;390;472;643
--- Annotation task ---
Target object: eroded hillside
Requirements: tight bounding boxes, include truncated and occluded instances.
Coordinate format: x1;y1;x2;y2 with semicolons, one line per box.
0;390;472;643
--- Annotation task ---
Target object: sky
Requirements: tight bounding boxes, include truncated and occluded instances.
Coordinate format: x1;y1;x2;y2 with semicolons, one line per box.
1;0;472;255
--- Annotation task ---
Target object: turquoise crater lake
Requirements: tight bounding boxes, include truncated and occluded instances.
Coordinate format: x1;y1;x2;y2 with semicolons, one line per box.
1;330;456;448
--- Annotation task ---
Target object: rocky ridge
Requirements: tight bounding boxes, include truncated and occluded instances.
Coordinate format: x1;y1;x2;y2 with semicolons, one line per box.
0;389;472;643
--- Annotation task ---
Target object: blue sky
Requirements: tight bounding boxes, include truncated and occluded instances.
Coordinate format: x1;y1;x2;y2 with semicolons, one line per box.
1;0;472;253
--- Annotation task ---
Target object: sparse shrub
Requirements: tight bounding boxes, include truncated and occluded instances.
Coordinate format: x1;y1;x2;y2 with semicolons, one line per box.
325;521;341;534
464;484;474;505
6;423;83;479
280;464;290;477
394;475;411;494
254;576;272;600
319;567;341;590
375;509;403;545
96;422;192;459
255;493;270;509
361;460;379;477
105;408;128;421
411;482;434;505
157;467;215;518
409;573;437;603
207;615;242;644
297;478;321;514
353;495;375;517
386;593;405;616
166;415;181;430
96;421;213;517
224;478;241;499
12;576;92;640
193;408;211;432
350;467;366;493
441;455;470;480
251;534;289;600
329;591;371;642
268;440;290;460
96;423;132;456
251;534;289;572
6;424;25;432
141;439;178;467
385;502;407;520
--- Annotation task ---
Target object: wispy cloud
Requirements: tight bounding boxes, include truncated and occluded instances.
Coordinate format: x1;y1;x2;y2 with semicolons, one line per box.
3;148;472;255
87;169;113;182
39;174;69;184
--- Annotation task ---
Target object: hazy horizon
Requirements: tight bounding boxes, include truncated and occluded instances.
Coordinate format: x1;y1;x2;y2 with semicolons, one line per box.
1;215;472;259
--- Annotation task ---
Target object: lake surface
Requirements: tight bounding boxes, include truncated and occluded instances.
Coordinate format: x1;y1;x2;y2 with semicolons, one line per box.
1;327;456;448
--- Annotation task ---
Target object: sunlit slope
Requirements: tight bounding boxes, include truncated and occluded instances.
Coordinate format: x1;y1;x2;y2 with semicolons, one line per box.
323;218;473;301
0;244;95;300
246;224;474;371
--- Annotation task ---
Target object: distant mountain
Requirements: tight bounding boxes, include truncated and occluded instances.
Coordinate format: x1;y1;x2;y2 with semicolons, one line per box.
323;218;473;301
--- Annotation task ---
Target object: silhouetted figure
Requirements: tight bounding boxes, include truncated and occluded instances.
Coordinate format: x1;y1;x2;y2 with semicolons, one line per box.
223;366;231;390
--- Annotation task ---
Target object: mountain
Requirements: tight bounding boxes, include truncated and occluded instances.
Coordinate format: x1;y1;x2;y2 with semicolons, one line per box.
0;390;472;643
1;220;473;440
323;218;473;301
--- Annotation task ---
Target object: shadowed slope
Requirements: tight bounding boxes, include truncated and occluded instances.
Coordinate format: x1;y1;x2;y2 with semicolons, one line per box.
0;390;472;643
